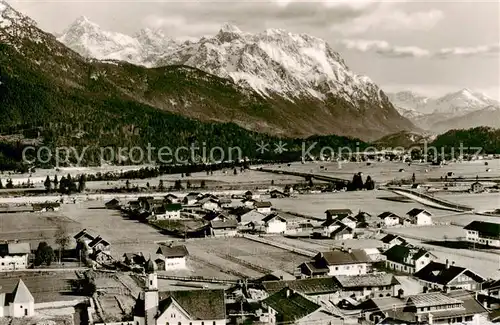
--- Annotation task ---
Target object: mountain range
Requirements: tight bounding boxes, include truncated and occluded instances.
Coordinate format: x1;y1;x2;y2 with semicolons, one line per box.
387;89;500;133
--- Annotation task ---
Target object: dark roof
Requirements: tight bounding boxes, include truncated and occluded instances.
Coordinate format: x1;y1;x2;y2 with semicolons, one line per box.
105;198;120;206
165;193;179;199
407;208;431;217
210;219;238;229
32;202;60;210
334;274;399;288
330;224;353;236
325;209;353;216
254;201;272;208
378;211;401;220
464;221;500;238
262;288;321;322
165;203;182;211
321;219;344;227
156;245;189;258
262;213;287;223
158;289;226;320
383;244;432;266
482;279;500;290
88;236;110;248
381;234;406;244
414;261;486;286
0;243;31;257
73;229;95;241
299;262;329;276
315;249;372;266
262;277;339;295
203;211;230;222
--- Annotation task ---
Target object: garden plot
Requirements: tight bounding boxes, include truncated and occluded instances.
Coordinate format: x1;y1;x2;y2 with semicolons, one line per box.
187;237;310;274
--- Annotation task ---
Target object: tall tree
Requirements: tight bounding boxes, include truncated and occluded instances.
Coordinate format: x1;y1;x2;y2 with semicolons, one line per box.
200;180;206;188
78;174;86;192
6;179;13;189
125;179;130;189
53;175;59;188
59;176;66;193
44;175;52;192
412;173;416;184
34;242;55;266
55;225;70;263
158;180;164;191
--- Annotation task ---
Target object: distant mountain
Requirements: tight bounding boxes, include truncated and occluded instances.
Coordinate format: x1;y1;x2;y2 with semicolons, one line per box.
374;131;435;148
57;18;415;140
388;89;499;132
431;127;500;154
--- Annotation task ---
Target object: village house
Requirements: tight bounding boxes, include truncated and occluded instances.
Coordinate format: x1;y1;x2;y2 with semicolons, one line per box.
299;248;372;277
353;211;377;228
333;215;357;230
32;202;60;212
414;260;486;291
182;192;201;205
325;209;353;220
269;189;288;199
218;198;232;208
254;201;272;214
261;287;342;325
238;209;266;226
333;273;401;300
262;213;287;234
359;291;488;325
138;196;154;209
151;203;182;220
128;200;141;210
164;193;180;204
383;244;436;274
470;181;485;193
156;244;189;271
241;198;257;208
381;234;407;250
104;198;121;210
145;199;165;212
0;242;30;271
244;190;260;200
122;252;146;267
0;279;35;318
464;220;500;248
481;279;500;299
257;270;296;282
203;211;233;223
261;277;339;302
406;208;433;225
73;229;95;246
198;197;221;211
87;236;111;263
329;224;354;240
133;260;227;325
377;211;407;227
208;220;238;237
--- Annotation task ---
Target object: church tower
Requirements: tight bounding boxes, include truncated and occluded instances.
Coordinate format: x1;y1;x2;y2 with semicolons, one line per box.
144;257;159;325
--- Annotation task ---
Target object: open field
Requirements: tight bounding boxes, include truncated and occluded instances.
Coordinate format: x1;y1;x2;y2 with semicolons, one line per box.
0;271;83;303
435;193;500;211
0;211;80;247
384;225;466;241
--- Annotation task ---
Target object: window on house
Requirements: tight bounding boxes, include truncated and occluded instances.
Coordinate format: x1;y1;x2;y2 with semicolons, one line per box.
25;309;28;316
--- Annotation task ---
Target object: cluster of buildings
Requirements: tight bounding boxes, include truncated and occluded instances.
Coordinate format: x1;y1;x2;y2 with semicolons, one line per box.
73;229;112;264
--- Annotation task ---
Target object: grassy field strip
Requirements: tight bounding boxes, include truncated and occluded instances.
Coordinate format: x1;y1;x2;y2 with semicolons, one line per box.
210;251;272;274
271;236;328;252
188;254;260;279
241;234;316;257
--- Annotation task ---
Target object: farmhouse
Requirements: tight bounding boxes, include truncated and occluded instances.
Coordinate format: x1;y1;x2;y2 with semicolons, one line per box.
481;279;500;299
329;224;354;240
208;220;238;237
156;244;189;271
204;211;232;222
300;248;372;277
406;208;433;225
0;279;35;318
325;209;353;220
164;193;180;203
334;215;357;230
152;204;182;220
262;213;287;234
74;229;95;246
198;197;221;211
333;273;401;300
361;291;488;325
270;189;288;198
138;196;154;209
383;244;436;274
0;242;30;271
414;260;486;291
261;287;342;325
254;201;272;214
241;198;257;208
381;234;407;250
122;252;146;267
464;220;500;248
183;192;201;205
133;263;226;325
238;210;265;226
377;211;407;227
470;181;485;193
261;277;339;301
104;198;121;210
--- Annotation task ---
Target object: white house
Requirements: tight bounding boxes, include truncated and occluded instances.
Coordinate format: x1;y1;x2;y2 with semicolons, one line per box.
464;220;500;248
335;215;357;230
0;242;30;271
262;214;287;234
238;210;266;226
381;234;407;251
134;260;227;325
0;279;35;318
164;193;180;204
73;228;96;246
406;208;433;225
383;244;436;274
254;201;272;214
199;198;221;211
152;204;182;220
182;192;201;205
156;244;188;271
300;248;373;277
378;212;405;227
329;224;354;240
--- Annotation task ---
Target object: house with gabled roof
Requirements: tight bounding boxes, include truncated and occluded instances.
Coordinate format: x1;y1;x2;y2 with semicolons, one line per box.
253;201;272;214
0;242;31;271
198;197;221;211
151;203;182;220
464;220;500;248
378;211;408;227
325;209;353;219
261;213;287;234
261;287;343;325
133;263;227;325
333;273;401;300
414;260;486;291
270;189;288;199
0;279;35;318
261;277;339;301
238;209;265;226
156;244;189;270
73;228;95;245
406;208;433;225
381;234;407;250
164;193;180;204
208;220;238;237
299;248;372;277
481;279;500;300
104;198;121;210
182;192;201;205
383;244;436;274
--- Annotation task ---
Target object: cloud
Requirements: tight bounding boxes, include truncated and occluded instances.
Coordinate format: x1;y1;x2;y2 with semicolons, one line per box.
338;39;500;59
331;6;444;35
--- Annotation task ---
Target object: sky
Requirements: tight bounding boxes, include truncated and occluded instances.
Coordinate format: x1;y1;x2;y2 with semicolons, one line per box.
7;0;500;100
